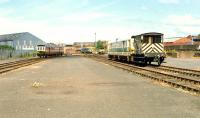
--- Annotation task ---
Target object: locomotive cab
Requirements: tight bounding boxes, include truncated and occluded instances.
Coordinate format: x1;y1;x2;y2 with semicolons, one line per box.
132;32;165;66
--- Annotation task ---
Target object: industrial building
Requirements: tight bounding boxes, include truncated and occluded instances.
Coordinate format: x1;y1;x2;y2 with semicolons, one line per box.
0;32;45;58
73;42;95;53
64;45;77;55
73;42;95;48
164;35;200;58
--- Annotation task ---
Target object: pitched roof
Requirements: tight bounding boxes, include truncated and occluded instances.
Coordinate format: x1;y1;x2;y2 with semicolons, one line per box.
0;32;28;41
174;35;192;44
164;35;200;46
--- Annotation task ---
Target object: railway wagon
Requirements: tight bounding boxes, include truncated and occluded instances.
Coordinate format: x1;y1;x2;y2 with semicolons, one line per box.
37;43;63;58
108;32;165;66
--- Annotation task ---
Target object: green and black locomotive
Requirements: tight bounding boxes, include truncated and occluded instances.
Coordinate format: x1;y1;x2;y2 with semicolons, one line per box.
108;32;166;66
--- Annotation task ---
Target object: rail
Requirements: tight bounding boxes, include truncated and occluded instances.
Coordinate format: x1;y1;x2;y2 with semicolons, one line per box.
86;54;200;95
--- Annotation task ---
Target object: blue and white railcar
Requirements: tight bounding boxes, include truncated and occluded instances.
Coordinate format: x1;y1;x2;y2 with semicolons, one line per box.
37;43;63;58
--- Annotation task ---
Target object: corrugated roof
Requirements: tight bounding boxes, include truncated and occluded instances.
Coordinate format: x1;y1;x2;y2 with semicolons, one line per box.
0;32;28;41
46;43;56;47
45;43;61;48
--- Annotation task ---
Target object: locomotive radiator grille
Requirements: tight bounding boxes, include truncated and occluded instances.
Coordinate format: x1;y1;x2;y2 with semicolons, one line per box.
142;43;164;53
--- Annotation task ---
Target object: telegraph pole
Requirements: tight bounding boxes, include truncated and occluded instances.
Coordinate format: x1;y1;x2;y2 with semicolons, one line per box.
95;32;97;50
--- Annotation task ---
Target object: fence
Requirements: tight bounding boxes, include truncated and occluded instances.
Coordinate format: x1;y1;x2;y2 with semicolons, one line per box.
0;45;37;60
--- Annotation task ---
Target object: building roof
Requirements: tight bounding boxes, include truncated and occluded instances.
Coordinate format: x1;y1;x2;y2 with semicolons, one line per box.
164;35;200;46
0;32;29;41
73;42;95;45
0;32;46;45
131;32;163;38
46;43;58;48
65;44;73;47
173;35;192;44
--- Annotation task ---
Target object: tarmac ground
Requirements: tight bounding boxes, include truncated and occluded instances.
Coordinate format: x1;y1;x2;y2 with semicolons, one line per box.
0;56;199;118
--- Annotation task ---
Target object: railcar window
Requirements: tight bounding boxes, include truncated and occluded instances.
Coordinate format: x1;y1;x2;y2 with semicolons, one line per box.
141;35;162;43
142;36;149;43
193;39;200;42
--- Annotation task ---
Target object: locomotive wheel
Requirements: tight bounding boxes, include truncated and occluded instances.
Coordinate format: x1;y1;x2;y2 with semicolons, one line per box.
157;58;161;66
144;60;147;66
149;61;151;65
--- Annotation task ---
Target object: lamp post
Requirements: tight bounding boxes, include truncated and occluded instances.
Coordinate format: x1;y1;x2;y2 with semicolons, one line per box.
95;32;97;50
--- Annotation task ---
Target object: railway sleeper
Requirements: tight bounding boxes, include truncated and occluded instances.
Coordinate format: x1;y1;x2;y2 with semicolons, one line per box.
96;57;200;85
161;65;200;73
153;67;200;77
0;61;42;74
137;67;200;85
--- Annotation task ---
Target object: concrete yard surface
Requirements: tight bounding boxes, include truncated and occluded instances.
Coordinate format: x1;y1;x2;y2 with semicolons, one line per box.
0;56;199;118
163;57;200;70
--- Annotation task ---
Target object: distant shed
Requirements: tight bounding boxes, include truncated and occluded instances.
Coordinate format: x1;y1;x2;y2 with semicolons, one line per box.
64;45;77;55
0;32;45;57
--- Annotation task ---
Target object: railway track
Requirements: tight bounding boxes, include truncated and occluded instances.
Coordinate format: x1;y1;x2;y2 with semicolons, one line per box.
87;55;200;95
0;58;44;74
158;65;200;77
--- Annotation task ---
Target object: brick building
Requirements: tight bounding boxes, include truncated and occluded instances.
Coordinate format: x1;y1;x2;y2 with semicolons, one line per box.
64;45;78;55
164;35;200;58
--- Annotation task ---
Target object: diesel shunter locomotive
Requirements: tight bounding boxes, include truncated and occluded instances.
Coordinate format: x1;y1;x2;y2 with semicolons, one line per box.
108;32;165;66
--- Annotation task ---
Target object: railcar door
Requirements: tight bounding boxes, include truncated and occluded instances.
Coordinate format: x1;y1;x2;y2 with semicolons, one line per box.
134;36;142;55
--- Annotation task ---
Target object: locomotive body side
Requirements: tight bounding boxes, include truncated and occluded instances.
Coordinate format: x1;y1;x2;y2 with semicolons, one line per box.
108;39;135;62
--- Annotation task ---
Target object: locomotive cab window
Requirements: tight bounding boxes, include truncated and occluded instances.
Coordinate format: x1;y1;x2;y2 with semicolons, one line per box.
153;35;162;43
142;35;162;43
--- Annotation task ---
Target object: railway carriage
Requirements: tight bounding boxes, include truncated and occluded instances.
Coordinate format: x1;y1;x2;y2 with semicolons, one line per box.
37;43;63;58
108;32;165;66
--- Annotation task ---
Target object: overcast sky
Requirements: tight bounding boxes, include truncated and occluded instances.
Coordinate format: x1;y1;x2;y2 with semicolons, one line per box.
0;0;199;43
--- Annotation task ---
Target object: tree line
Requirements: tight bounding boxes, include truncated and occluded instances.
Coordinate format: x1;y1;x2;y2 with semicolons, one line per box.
0;45;15;59
96;40;107;50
